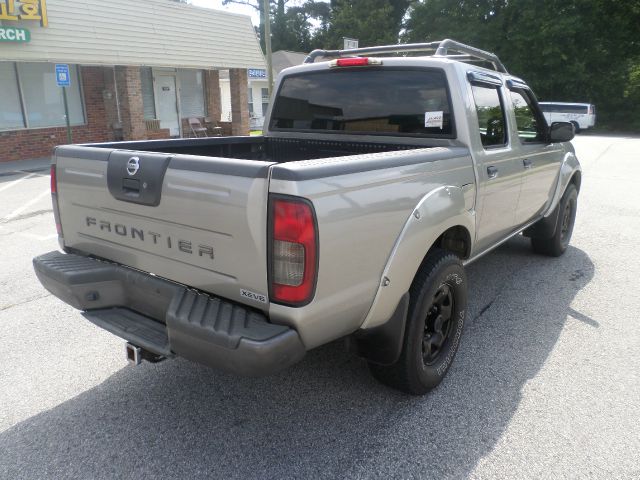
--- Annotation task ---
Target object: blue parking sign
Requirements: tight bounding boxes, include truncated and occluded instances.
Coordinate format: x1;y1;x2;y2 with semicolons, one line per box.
55;64;70;87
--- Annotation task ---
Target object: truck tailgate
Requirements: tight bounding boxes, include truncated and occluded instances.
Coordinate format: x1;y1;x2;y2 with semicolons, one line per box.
54;145;276;309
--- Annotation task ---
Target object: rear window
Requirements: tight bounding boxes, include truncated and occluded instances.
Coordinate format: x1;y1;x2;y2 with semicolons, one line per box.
269;69;454;137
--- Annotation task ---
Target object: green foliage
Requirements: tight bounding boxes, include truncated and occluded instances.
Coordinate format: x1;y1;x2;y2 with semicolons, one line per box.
404;0;640;130
320;0;411;48
229;0;640;130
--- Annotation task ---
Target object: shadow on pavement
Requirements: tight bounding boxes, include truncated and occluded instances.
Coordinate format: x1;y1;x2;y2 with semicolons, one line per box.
0;236;594;479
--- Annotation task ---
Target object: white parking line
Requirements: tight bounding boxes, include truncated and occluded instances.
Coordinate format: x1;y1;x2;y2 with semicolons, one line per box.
2;189;51;221
16;232;58;241
0;173;38;194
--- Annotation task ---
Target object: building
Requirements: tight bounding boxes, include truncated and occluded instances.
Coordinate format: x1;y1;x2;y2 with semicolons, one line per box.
272;50;308;76
0;0;266;162
219;50;307;131
219;68;270;130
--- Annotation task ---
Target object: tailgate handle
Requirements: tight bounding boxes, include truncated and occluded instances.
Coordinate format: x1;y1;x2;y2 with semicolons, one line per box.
107;152;171;207
122;178;140;196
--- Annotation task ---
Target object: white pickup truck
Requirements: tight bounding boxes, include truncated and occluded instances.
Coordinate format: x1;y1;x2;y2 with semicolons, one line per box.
33;40;581;394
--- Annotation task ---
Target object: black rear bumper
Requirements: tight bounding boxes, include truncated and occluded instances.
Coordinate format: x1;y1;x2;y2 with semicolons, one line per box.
33;251;305;376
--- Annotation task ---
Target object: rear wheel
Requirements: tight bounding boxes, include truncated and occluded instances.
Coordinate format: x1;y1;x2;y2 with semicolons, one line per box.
369;250;467;395
531;184;578;256
571;121;580;134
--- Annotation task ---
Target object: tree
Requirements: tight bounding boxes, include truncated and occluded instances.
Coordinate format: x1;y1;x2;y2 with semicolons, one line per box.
404;0;640;129
320;0;411;48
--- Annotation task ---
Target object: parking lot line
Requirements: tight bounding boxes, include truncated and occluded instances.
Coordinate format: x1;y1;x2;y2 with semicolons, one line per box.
2;189;51;221
0;173;38;194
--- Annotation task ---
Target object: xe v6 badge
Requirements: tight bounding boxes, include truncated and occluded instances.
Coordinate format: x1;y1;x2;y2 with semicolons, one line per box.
127;156;140;176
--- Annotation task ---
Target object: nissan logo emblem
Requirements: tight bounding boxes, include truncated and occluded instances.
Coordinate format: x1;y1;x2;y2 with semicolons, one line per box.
127;156;140;176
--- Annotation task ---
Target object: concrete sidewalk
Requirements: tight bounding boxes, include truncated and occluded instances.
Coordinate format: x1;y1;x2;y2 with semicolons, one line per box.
0;158;51;175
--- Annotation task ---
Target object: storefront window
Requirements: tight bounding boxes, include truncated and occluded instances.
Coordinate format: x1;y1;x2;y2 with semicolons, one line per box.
140;67;156;120
178;69;205;117
0;63;24;130
17;63;85;128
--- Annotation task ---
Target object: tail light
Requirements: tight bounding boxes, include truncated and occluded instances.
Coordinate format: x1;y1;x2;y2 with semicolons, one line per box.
269;196;318;306
330;57;383;68
50;164;63;237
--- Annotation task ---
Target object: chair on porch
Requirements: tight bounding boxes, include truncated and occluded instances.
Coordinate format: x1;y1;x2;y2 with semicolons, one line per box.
204;117;224;137
188;117;208;138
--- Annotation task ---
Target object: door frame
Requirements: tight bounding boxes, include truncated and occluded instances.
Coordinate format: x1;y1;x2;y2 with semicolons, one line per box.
152;68;183;137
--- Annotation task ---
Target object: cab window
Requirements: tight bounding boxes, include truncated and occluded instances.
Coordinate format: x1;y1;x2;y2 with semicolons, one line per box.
509;89;547;143
471;84;506;148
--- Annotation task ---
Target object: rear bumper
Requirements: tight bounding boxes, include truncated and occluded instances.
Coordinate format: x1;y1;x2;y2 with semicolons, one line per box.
33;251;306;376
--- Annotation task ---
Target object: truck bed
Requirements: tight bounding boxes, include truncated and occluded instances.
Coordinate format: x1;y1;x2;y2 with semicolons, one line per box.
88;135;425;163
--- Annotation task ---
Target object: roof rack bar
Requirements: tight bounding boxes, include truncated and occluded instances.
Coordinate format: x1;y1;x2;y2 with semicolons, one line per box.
303;39;508;73
304;42;440;64
434;39;507;73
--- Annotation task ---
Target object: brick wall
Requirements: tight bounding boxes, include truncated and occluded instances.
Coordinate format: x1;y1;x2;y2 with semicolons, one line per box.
205;70;222;122
0;66;113;163
230;68;250;136
115;66;147;141
1;65;243;163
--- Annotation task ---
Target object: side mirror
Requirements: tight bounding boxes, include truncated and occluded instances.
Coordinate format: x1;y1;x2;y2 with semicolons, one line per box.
549;121;575;143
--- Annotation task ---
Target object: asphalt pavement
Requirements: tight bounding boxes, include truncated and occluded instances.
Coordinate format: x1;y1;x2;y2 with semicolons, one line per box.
0;135;638;479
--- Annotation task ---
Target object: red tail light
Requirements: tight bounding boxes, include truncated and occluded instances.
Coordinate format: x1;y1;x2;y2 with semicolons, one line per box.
330;57;383;68
50;164;63;236
50;164;57;194
269;196;318;306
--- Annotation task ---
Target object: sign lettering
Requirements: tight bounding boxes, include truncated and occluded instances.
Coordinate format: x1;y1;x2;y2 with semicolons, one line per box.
0;26;30;42
0;0;48;27
248;69;266;79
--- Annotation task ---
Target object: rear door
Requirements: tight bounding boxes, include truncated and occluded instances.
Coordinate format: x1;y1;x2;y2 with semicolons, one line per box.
54;145;276;309
467;73;523;253
506;84;562;225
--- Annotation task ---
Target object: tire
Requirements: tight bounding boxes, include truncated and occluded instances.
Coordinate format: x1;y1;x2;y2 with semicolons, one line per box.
369;249;467;395
571;121;580;134
531;184;578;257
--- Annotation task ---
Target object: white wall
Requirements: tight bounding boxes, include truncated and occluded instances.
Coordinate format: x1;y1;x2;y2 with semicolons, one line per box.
219;78;269;130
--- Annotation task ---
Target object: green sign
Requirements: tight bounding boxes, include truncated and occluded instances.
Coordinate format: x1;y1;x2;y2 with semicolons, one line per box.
0;26;30;43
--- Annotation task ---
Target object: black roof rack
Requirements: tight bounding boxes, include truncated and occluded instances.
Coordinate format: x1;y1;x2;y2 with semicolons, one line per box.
303;39;508;74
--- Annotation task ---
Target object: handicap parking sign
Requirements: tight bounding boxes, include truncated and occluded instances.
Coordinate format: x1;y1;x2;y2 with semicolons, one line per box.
55;64;70;87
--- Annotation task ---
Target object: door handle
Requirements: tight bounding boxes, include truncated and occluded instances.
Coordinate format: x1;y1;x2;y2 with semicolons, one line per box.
523;158;533;169
487;166;498;179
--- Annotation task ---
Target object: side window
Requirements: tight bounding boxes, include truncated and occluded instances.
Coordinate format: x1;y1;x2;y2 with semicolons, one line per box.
510;89;547;143
471;84;506;148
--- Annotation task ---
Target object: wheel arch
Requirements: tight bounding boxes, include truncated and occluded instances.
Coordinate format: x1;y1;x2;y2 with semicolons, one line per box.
545;151;582;218
570;169;582;192
358;186;474;332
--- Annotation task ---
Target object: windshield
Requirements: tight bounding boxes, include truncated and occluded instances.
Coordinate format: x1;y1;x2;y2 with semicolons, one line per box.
270;68;454;137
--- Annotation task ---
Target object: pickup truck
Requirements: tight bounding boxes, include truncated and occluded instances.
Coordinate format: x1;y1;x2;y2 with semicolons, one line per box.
33;40;581;395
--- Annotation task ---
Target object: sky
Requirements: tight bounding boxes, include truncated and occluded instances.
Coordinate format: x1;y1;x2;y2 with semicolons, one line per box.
189;0;326;26
190;1;262;25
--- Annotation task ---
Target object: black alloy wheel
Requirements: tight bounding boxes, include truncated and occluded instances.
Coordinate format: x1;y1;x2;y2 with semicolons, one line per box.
531;183;578;257
368;249;467;395
423;283;455;365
